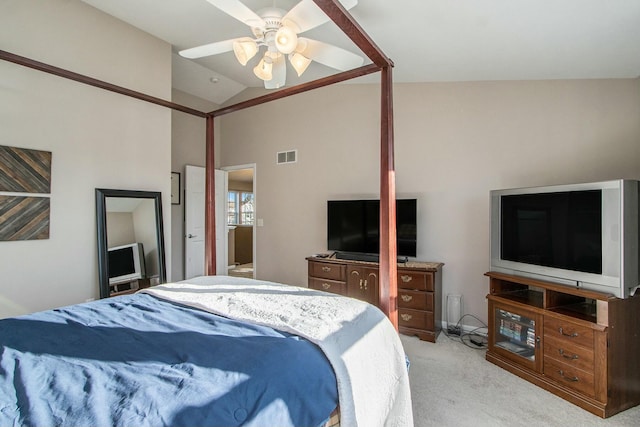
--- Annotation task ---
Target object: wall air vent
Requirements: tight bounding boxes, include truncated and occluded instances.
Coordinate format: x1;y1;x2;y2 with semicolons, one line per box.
277;150;297;164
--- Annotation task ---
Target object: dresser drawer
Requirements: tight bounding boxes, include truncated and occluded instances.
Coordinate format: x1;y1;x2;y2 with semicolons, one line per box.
544;358;595;398
399;308;433;330
309;262;346;281
397;270;434;291
398;290;433;311
544;335;594;373
544;317;594;349
308;278;347;296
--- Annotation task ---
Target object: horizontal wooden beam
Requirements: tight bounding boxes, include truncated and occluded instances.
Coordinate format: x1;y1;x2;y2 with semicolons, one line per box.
0;49;207;118
210;63;380;117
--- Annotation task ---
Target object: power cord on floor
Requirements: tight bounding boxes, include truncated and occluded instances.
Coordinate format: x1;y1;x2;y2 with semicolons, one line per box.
442;313;488;350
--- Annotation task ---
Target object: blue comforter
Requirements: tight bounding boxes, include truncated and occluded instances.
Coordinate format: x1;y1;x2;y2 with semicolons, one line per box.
0;294;338;427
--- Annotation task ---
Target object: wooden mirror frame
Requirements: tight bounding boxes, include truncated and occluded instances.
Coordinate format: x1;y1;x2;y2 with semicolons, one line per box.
95;188;167;299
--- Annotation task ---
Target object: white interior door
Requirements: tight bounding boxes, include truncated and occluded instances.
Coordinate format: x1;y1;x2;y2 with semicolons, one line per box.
185;166;228;279
185;166;205;279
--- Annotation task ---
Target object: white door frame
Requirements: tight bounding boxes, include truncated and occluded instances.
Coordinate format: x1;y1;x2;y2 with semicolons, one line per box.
223;163;257;278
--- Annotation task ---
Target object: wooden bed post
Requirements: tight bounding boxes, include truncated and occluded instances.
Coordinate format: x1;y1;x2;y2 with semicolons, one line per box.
205;114;217;275
310;0;398;328
379;66;398;330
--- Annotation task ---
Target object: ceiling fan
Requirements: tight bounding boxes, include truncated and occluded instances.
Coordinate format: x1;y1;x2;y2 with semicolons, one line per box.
179;0;364;89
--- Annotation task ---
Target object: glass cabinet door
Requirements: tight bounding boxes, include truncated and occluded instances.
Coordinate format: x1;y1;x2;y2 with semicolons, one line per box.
489;300;542;372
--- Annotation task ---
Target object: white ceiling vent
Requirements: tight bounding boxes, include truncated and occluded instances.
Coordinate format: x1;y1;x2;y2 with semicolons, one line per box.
277;150;297;165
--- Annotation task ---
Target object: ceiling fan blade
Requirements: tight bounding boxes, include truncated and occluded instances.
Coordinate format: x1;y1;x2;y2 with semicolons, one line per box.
205;0;266;28
264;54;286;89
178;39;235;59
298;38;364;71
282;0;357;33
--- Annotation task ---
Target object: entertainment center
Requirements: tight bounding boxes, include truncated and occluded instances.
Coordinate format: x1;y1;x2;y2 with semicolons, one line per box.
486;179;640;417
486;271;640;418
307;255;443;342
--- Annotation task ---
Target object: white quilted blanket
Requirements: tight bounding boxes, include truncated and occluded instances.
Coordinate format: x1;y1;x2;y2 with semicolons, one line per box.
140;275;413;427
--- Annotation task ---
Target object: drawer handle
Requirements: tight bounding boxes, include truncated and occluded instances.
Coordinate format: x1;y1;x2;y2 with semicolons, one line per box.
400;314;412;322
558;349;579;360
321;266;331;272
322;283;331;290
359;279;368;290
401;294;413;302
558;370;579;382
558;327;579;338
400;275;413;283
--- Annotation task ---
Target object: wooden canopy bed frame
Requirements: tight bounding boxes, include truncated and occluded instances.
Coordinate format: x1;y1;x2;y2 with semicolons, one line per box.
0;0;399;328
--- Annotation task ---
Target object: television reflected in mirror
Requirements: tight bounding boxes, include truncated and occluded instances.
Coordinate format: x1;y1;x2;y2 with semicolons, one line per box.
108;242;146;284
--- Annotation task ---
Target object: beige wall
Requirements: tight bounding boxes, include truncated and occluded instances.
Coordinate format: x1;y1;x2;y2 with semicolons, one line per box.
170;89;219;281
106;212;136;247
219;79;640;324
229;180;253;192
0;0;172;318
132;199;161;278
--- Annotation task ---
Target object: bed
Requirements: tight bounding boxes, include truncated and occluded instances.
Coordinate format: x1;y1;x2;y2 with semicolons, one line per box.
0;276;412;427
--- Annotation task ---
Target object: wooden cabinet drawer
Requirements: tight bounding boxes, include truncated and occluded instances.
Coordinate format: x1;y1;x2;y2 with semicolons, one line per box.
544;335;594;373
544;317;594;349
397;270;433;291
398;290;433;311
544;358;595;398
308;278;347;296
399;308;433;330
309;262;346;281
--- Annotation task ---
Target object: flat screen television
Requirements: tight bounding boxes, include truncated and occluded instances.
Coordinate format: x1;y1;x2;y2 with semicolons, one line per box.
327;199;417;261
490;179;640;298
108;242;146;285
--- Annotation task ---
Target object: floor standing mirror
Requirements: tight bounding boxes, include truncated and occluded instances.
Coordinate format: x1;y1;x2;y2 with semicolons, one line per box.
96;188;167;299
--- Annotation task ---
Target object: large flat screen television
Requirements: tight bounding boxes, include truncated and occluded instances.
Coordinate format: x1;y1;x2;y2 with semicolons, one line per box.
327;199;417;261
108;242;146;285
490;179;640;298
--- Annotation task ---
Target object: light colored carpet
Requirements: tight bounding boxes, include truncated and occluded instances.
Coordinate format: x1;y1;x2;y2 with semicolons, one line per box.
228;263;253;279
401;334;640;427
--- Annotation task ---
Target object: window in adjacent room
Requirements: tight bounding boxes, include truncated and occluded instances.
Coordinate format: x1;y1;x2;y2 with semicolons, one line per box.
228;191;254;225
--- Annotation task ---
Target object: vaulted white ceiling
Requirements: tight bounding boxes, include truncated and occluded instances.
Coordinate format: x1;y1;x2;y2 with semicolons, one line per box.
81;0;640;105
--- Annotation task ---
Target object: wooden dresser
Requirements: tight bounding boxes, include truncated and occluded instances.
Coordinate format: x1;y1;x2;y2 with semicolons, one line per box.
307;256;443;342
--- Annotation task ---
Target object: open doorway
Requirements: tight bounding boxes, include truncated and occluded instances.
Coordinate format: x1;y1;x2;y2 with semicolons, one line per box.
225;165;256;279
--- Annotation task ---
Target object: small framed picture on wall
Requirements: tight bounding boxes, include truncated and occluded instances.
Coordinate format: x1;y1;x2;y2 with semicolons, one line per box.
171;172;180;205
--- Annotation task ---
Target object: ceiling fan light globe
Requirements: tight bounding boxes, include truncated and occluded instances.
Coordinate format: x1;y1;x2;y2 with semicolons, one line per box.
233;38;258;66
275;26;298;54
289;52;311;76
253;57;273;81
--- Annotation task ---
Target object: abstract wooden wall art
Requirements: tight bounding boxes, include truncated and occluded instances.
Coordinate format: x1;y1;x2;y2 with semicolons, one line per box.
0;145;52;241
0;196;50;240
